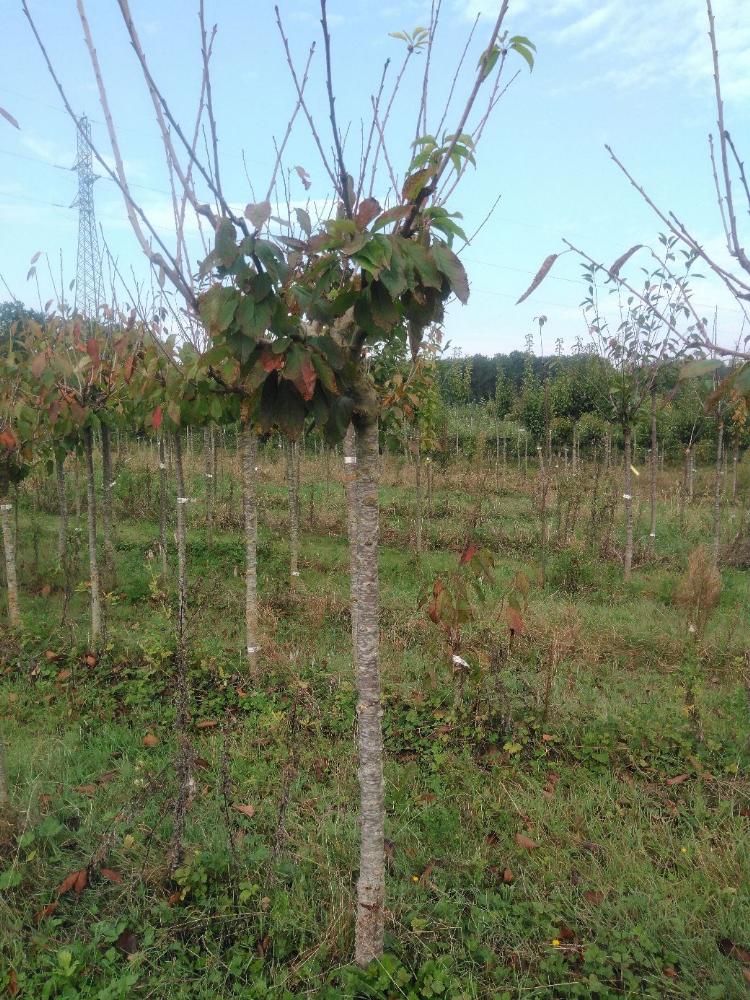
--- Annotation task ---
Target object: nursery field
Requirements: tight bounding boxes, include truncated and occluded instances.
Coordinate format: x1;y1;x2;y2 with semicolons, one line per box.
1;446;749;999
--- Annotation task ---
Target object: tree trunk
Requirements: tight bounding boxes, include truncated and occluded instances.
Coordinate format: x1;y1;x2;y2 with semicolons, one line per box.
158;435;168;578
649;388;657;547
0;471;20;628
100;423;116;585
712;421;724;563
623;425;634;580
204;426;214;548
55;452;69;572
351;415;385;967
286;439;300;579
414;428;423;557
242;425;259;674
732;440;739;503
171;431;195;867
343;425;358;650
83;427;102;643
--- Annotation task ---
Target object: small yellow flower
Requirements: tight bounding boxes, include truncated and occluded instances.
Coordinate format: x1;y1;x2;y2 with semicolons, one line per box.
680;847;687;854
411;875;419;883
551;939;561;947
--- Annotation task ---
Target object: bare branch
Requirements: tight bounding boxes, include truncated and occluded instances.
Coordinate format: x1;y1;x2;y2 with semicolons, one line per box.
320;0;352;217
435;14;480;141
263;44;315;204
275;5;339;193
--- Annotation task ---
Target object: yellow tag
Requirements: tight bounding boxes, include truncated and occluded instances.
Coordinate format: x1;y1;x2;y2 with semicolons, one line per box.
630;465;640;477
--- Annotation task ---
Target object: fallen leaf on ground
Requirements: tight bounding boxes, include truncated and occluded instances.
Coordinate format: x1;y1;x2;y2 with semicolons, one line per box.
74;784;97;796
142;733;159;747
231;803;255;819
666;773;690;786
515;833;539;851
115;929;139;955
583;890;605;906
34;900;59;923
100;868;123;884
503;867;514;883
196;720;218;730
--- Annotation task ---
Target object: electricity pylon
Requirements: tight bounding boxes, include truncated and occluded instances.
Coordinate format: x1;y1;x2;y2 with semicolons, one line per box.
73;115;102;322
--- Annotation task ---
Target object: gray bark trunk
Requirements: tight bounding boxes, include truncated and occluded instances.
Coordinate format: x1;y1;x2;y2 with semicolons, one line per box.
0;479;20;628
732;441;739;503
352;416;385;967
83;427;102;643
712;421;724;563
414;428;422;557
55;453;69;571
344;425;359;650
158;435;168;578
242;425;259;674
649;389;657;545
101;423;116;585
286;439;300;580
623;426;634;580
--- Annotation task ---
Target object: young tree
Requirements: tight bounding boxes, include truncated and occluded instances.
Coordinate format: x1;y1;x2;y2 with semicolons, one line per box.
25;0;534;964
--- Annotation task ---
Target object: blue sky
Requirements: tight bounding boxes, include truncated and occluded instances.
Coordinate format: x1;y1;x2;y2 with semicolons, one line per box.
1;0;748;355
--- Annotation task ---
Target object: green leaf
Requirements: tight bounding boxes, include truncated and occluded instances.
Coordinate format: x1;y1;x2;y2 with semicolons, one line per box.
431;243;470;304
215;220;238;267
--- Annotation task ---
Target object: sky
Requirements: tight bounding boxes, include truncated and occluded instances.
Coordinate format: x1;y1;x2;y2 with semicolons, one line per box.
0;0;748;357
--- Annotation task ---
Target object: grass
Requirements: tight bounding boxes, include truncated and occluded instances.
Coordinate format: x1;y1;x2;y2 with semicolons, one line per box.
0;444;749;998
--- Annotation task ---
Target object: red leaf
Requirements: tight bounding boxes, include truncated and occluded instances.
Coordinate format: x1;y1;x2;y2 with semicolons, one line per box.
459;542;478;565
86;338;100;366
502;867;514;883
142;732;159;747
7;969;18;997
260;348;285;373
34;900;59;923
0;429;17;451
296;355;317;401
151;406;163;430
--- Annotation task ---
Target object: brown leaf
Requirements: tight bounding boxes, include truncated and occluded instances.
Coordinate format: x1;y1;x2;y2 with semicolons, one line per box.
0;106;20;130
115;929;139;955
516;253;558;304
294;165;311;190
7;969;18;997
662;965;678;979
742;968;750;985
260;347;285;373
99;868;123;885
195;720;218;730
56;669;72;682
44;650;60;662
505;606;524;635
515;832;539;851
583;890;604;906
355;197;381;229
244;200;271;229
142;732;159;747
41;584;51;597
232;803;255;819
73;868;88;896
151;405;163;430
74;784;97;796
194;756;211;771
608;244;643;278
503;867;514;883
85;653;96;667
666;773;690;786
97;771;118;785
167;891;182;907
